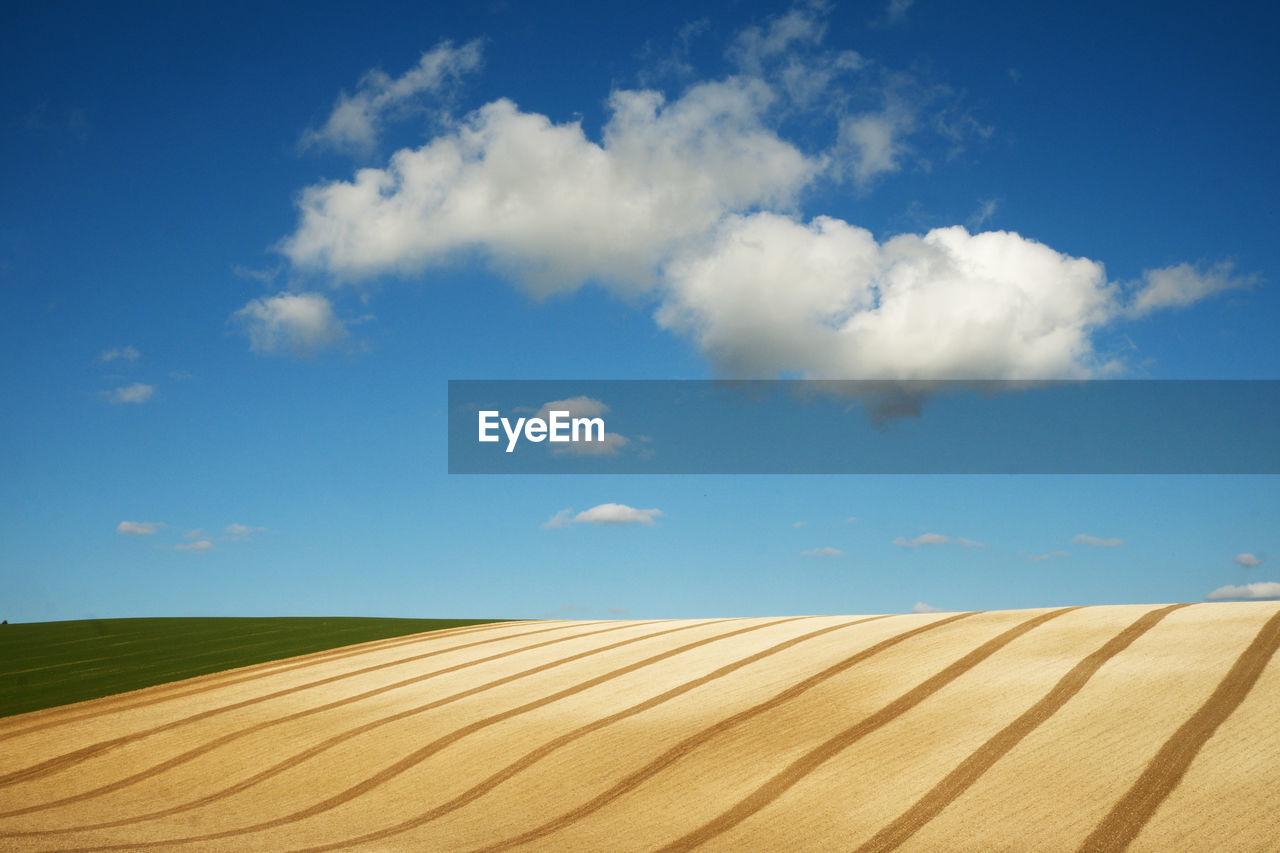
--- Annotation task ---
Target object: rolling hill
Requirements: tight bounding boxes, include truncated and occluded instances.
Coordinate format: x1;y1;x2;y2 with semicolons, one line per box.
1;603;1277;851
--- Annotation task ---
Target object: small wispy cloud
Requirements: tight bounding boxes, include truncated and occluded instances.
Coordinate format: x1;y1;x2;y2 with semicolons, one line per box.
911;601;945;613
98;345;140;363
225;523;268;542
1124;261;1257;318
800;546;844;557
1233;553;1263;568
117;520;161;536
543;503;663;528
793;521;808;529
533;397;631;456
967;198;999;229
1205;581;1280;601
1073;534;1123;547
103;383;155;404
885;0;916;26
300;39;483;155
1025;550;1070;563
234;292;347;357
893;532;950;548
172;540;214;552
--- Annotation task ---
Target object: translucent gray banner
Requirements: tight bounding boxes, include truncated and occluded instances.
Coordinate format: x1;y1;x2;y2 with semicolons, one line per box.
448;380;1280;474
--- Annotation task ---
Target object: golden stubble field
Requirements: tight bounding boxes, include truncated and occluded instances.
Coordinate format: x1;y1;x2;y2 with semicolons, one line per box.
1;602;1278;851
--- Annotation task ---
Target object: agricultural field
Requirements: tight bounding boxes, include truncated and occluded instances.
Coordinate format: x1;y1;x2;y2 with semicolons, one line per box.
0;617;501;718
0;603;1277;851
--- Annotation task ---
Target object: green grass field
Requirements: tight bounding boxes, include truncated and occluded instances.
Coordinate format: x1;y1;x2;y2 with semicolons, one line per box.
0;616;505;718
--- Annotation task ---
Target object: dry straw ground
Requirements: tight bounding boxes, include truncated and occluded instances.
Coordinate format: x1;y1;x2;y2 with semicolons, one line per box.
1;603;1277;851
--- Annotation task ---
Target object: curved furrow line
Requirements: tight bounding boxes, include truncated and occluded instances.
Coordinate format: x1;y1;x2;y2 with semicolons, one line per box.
290;614;897;853
855;603;1190;853
0;620;660;821
651;607;1079;853
0;620;593;790
453;610;979;853
43;616;778;851
0;620;525;742
1076;606;1280;853
0;620;518;735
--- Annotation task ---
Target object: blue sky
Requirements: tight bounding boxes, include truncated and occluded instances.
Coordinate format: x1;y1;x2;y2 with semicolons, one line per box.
2;0;1277;622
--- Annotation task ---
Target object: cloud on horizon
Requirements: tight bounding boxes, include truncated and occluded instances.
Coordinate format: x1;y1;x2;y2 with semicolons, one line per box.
1205;581;1280;601
893;532;984;548
117;520;161;535
1073;534;1124;547
543;503;664;528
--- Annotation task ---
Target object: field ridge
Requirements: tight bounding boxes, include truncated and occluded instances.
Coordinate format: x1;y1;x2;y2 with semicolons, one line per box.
0;603;1276;852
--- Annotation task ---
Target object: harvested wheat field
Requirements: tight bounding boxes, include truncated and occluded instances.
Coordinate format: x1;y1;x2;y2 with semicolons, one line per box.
1;603;1278;852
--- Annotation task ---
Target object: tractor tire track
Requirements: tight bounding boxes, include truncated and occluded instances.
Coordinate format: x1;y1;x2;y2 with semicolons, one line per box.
462;610;980;853
290;614;896;853
36;617;754;850
0;620;605;791
1076;606;1280;853
653;607;1078;853
0;620;669;820
855;603;1189;853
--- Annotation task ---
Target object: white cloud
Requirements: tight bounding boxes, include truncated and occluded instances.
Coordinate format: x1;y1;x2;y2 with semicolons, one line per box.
884;0;916;25
226;523;268;541
99;345;140;363
967;198;999;229
956;537;987;548
1125;261;1257;317
1026;550;1070;562
280;8;1253;383
911;601;944;613
234;292;347;356
1073;534;1124;547
301;39;483;155
1205;581;1280;601
104;383;155;404
552;432;630;457
801;546;844;557
659;218;1115;379
837;111;910;184
284;78;816;296
793;521;808;528
894;532;950;547
532;397;631;456
173;540;214;552
543;503;663;528
117;520;161;536
728;4;828;75
1234;553;1263;568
